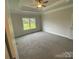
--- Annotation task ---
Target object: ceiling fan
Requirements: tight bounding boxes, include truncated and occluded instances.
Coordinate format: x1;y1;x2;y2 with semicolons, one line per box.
35;0;48;8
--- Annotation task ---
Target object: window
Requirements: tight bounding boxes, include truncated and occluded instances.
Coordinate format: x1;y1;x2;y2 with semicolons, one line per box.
22;18;36;30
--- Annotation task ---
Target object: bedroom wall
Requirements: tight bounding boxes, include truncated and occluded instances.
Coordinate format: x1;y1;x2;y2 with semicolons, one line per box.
42;6;73;39
11;13;42;37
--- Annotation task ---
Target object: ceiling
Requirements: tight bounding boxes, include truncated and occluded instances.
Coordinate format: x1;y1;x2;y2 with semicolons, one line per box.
7;0;73;14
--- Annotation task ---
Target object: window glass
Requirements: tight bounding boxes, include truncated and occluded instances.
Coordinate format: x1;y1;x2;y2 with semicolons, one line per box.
22;18;30;30
30;18;36;29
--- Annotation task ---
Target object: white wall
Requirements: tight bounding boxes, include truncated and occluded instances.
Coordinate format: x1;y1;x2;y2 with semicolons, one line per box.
42;7;73;39
11;13;42;37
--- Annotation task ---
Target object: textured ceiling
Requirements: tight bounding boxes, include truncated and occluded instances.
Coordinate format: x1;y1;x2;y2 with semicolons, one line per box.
7;0;73;13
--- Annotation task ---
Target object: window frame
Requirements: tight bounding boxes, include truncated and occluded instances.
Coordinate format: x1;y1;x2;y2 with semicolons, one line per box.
22;17;37;30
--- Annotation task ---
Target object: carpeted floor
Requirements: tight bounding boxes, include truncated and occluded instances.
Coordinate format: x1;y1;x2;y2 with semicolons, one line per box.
16;32;73;59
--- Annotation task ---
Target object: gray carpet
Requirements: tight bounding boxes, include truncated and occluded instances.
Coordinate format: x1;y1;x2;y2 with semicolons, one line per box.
16;32;73;59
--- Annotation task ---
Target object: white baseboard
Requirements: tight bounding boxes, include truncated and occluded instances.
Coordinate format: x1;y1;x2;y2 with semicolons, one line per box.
43;30;73;40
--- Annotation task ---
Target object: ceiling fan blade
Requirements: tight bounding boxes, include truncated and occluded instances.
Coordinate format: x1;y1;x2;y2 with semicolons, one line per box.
42;5;46;7
43;1;48;3
35;0;42;2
